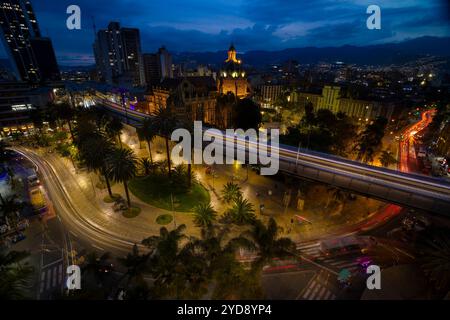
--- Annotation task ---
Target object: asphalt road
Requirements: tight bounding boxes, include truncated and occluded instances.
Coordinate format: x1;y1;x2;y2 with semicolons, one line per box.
13;147;139;256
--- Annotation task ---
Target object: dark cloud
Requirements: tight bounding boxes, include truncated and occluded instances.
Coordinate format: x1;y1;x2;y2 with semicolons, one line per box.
1;0;447;65
303;19;395;47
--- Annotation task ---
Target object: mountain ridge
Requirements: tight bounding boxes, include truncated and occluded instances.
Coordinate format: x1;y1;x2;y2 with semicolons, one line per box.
173;36;450;67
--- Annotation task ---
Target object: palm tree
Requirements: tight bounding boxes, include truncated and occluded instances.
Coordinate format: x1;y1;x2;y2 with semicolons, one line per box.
244;218;296;272
0;251;34;299
142;224;187;254
54;102;75;140
221;182;242;203
193;203;217;229
107;148;138;208
418;228;450;293
139;158;152;176
172;164;188;187
178;120;195;188
137;118;157;166
116;244;150;297
105;116;124;146
142;225;203;298
225;195;256;225
151;106;177;178
188;224;259;299
0;193;24;229
73;116;99;147
78;134;114;197
379;150;398;168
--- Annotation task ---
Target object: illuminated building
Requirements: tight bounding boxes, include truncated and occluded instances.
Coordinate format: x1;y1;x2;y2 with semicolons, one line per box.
217;44;249;98
290;85;396;122
0;0;60;82
94;22;145;87
143;46;173;85
142;77;217;124
0;82;54;135
257;85;285;108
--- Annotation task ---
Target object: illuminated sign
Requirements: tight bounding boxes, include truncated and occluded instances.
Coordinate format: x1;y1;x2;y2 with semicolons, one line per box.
11;104;33;111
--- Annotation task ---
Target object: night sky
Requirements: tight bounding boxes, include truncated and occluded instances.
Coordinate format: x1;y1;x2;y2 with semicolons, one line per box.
1;0;449;66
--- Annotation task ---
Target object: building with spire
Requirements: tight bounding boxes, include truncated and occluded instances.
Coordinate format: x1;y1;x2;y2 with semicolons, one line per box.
217;44;249;98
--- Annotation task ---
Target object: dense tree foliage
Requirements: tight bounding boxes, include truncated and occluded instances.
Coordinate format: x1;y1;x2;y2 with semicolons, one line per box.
281;108;357;156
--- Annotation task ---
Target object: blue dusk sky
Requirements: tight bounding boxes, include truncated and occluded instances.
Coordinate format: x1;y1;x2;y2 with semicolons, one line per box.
1;0;449;65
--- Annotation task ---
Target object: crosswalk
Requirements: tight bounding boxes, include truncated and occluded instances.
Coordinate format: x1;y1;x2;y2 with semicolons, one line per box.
299;273;336;300
296;242;362;274
40;260;64;297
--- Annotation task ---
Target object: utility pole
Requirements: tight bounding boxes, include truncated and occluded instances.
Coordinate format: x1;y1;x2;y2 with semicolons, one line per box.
171;193;176;229
295;142;302;171
121;89;129;125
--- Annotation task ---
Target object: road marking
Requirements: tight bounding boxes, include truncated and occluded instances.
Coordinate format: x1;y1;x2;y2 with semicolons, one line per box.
92;244;105;251
52;268;57;287
330;261;358;268
308;282;321;300
42;258;63;269
58;264;63;284
318;287;327;299
300;248;320;255
297;243;320;250
40;271;45;294
302;281;317;299
69;231;79;238
46;269;52;290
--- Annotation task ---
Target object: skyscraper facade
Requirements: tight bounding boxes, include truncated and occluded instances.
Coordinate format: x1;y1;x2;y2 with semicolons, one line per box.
143;53;160;85
0;0;60;82
94;22;145;87
157;46;173;79
143;46;173;86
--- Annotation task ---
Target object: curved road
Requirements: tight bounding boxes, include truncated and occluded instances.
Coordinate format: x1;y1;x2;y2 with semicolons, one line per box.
13;147;143;255
11;109;437;257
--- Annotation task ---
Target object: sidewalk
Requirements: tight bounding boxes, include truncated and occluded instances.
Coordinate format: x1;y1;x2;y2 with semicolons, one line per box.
43;150;201;243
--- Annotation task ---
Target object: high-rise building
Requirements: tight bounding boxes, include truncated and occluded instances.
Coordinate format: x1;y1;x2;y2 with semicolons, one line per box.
93;22;144;87
29;37;60;81
143;53;160;85
142;46;173;85
157;46;173;79
0;0;60;82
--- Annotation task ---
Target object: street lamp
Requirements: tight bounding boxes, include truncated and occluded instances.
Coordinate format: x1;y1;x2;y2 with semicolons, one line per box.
295;142;302;171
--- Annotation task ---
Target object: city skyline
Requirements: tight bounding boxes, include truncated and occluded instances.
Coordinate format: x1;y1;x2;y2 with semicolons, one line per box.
0;0;450;306
0;0;449;66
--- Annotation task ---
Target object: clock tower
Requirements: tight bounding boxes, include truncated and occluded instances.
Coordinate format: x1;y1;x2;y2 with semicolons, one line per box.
217;44;249;98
